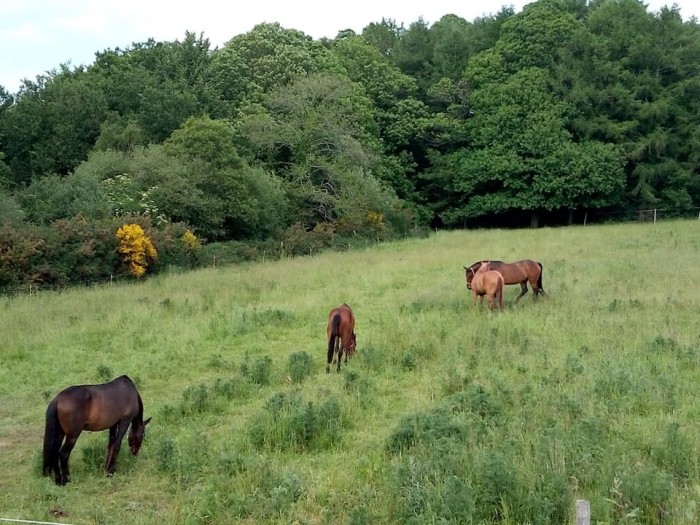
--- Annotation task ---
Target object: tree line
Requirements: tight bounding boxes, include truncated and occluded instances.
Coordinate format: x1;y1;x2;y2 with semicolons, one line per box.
1;0;699;291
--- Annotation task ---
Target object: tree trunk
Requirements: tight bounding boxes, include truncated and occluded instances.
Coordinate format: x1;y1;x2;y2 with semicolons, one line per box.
567;209;574;225
530;212;539;228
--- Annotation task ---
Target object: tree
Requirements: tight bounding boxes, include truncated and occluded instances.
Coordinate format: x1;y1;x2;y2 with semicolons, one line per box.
433;68;624;226
0;68;107;184
88;33;218;142
332;35;426;199
164;116;288;239
236;73;400;227
211;23;341;115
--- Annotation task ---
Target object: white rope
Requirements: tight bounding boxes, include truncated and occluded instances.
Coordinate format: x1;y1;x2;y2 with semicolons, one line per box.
0;518;76;525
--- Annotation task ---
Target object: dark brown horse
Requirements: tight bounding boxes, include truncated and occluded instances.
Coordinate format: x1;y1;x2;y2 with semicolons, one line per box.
42;375;151;485
464;259;545;301
470;261;505;311
327;303;356;373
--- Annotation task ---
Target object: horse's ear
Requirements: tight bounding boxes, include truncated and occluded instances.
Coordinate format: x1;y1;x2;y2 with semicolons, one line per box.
463;266;468;271
144;417;152;426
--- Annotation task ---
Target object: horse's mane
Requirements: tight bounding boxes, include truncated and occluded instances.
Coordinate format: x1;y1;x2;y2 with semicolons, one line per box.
468;260;505;270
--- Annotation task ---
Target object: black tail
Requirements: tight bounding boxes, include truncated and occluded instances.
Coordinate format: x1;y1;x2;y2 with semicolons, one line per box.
327;314;341;367
42;399;62;477
537;262;546;296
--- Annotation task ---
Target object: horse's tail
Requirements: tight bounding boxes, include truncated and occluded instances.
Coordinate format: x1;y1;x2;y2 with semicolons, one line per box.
327;313;341;365
497;274;505;310
536;262;545;296
42;399;61;477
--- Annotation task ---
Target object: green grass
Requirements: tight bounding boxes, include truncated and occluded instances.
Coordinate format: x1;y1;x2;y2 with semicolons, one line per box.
1;220;700;524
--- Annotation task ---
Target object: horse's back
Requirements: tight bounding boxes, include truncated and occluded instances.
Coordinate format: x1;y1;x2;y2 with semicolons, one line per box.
489;259;537;284
482;270;504;292
55;377;140;432
328;304;355;330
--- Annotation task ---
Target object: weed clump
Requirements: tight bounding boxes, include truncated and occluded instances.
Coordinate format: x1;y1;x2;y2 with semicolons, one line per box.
287;351;314;383
386;408;467;454
241;354;273;385
249;390;345;451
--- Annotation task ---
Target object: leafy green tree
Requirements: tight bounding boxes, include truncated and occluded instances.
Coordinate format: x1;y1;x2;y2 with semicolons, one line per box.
211;23;341;115
0;68;107;184
361;18;404;56
391;18;435;95
332;35;426;199
237;73;400;228
164;116;288;239
429;15;474;82
94;114;148;152
88;33;217;143
556;0;700;210
434;68;624;226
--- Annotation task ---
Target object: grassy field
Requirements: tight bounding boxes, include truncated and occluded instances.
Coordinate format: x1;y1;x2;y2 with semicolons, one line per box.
1;220;699;524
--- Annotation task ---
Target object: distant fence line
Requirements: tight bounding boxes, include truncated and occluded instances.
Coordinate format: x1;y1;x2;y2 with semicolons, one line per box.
2;207;698;297
580;206;700;225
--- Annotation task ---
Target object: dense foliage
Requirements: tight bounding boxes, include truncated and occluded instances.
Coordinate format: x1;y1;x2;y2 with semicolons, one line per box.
1;0;699;291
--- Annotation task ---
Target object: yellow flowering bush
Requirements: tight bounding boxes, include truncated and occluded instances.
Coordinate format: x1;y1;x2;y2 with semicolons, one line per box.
182;229;200;250
116;223;157;278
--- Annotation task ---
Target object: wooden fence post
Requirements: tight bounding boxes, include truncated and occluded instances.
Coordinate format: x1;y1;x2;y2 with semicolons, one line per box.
576;499;590;525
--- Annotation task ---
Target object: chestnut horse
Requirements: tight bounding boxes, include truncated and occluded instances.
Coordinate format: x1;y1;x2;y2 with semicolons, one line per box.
464;259;545;301
326;303;356;373
42;375;151;485
469;261;505;311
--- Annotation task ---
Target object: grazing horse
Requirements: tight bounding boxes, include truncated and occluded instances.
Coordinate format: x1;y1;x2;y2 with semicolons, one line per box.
469;261;505;311
464;259;545;301
42;375;151;485
326;303;356;373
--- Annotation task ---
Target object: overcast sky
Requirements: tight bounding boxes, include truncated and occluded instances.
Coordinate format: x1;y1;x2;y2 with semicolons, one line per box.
1;0;695;94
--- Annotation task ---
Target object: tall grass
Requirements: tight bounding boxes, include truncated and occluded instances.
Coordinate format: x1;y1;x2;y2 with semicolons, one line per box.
1;221;699;524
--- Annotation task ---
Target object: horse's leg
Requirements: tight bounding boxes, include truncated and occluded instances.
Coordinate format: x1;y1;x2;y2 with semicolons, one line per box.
106;420;131;476
50;428;65;483
515;282;528;301
58;433;81;485
50;432;65;484
530;276;544;299
487;293;494;311
105;424;118;473
337;346;343;373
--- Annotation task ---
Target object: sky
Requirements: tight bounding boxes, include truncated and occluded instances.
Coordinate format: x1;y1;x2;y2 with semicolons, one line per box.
1;0;697;94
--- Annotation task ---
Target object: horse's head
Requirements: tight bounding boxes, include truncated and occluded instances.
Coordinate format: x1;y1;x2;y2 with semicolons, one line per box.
463;264;480;290
128;416;152;455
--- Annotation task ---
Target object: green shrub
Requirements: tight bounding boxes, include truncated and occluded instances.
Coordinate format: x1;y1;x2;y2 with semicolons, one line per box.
250;392;345;451
387;408;467;454
96;365;113;382
241;355;273;386
287;351;314;383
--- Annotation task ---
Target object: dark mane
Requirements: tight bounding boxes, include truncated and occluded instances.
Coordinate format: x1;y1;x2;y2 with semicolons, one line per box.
467;260;505;270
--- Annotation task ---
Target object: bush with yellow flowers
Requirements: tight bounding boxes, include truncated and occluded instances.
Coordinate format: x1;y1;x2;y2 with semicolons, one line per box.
116;223;157;278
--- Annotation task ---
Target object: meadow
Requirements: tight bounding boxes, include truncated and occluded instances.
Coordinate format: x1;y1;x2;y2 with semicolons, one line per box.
1;220;699;525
